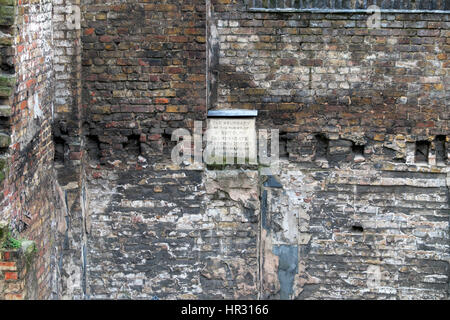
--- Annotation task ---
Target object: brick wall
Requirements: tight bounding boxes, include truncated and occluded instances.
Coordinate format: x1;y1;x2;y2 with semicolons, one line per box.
0;0;68;299
53;0;83;164
0;0;448;300
86;164;259;299
210;1;449;147
0;249;36;300
261;161;449;299
79;1;449;300
0;0;15;225
81;0;206;164
208;0;449;300
87;165;206;299
52;0;88;300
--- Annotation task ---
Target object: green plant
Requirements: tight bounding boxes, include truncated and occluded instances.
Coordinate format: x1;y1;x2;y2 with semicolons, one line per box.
2;231;22;249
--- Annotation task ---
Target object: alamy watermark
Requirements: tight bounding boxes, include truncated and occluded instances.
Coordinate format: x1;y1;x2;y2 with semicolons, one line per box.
67;4;81;30
367;5;381;29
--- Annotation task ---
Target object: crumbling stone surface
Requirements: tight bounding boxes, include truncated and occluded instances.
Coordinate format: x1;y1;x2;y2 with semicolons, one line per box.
202;169;259;299
86;165;260;299
0;0;69;300
262;161;449;299
86;165;207;299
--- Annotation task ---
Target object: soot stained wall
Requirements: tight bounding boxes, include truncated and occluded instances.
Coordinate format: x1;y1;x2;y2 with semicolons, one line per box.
81;0;207;164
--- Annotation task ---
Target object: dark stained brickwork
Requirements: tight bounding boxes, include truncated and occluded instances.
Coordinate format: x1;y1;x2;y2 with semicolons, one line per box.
209;2;450;164
81;0;207;164
0;0;448;300
209;0;449;300
248;0;450;11
87;165;259;299
52;0;83;164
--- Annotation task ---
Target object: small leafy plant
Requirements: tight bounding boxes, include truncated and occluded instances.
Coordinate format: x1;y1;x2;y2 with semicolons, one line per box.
2;231;23;249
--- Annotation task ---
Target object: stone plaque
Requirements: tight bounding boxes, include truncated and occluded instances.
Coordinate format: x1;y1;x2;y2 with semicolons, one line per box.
206;118;257;164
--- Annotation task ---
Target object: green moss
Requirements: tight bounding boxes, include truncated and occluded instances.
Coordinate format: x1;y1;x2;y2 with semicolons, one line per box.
0;158;6;170
0;5;14;26
0;133;11;148
0;85;12;97
0;74;15;87
0;1;15;6
0;222;36;266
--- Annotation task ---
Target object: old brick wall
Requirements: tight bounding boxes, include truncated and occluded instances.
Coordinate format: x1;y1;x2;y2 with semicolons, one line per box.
1;0;447;300
52;0;89;300
0;0;16;225
86;163;259;299
209;0;449;299
78;1;449;300
0;249;37;300
87;165;207;299
80;0;209;299
53;0;83;163
210;1;449;143
0;0;69;299
261;162;449;299
81;0;206;164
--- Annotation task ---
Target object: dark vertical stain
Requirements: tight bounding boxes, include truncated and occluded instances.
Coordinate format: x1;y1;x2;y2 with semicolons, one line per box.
273;245;298;299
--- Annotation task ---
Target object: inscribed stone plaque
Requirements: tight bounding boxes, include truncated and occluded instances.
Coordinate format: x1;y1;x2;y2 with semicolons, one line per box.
206;118;257;164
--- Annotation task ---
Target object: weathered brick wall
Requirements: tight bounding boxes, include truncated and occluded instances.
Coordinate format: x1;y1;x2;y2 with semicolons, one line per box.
208;0;449;300
202;169;259;299
86;164;259;299
1;0;447;300
210;1;449;148
0;0;68;299
80;1;209;297
261;161;449;299
0;249;37;300
81;0;206;164
78;1;449;300
52;0;89;300
87;165;207;299
53;0;83;163
0;0;16;226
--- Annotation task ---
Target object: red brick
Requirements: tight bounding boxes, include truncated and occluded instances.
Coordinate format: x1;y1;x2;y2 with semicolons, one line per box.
155;98;169;104
84;28;95;36
0;262;16;271
5;272;18;281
